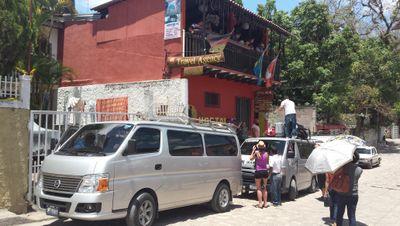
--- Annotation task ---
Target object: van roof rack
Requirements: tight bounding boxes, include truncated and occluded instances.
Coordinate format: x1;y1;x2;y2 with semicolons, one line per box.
149;115;237;134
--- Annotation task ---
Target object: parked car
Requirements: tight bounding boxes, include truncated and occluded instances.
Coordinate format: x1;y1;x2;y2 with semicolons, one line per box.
356;146;381;169
241;137;317;200
36;121;242;226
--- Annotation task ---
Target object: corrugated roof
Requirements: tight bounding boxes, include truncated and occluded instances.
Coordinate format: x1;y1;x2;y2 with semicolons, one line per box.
227;0;291;36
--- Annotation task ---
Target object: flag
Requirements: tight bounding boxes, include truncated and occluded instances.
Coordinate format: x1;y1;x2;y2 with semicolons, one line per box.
265;56;279;88
206;31;233;53
253;49;267;85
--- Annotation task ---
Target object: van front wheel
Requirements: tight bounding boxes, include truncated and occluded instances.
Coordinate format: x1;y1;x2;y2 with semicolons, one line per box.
126;193;157;226
288;179;297;201
211;183;231;213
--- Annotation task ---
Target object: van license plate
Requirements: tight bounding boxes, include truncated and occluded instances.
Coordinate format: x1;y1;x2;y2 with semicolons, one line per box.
46;206;59;217
249;184;257;190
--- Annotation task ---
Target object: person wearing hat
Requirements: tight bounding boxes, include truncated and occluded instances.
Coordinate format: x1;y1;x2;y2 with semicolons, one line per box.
250;140;270;208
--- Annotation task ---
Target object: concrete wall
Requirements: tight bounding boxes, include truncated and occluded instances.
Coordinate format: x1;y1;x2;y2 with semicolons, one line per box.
268;106;317;133
0;108;29;214
57;79;189;116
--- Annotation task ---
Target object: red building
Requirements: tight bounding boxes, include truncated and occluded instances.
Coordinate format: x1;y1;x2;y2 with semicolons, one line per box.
57;0;290;132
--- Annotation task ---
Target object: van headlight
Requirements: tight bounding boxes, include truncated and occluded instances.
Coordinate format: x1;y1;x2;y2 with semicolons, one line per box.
78;174;109;193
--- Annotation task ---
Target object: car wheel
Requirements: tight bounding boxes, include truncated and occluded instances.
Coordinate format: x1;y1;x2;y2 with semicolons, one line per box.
242;188;249;196
126;192;157;226
288;178;297;201
377;159;381;166
367;160;373;169
211;183;231;213
308;176;317;193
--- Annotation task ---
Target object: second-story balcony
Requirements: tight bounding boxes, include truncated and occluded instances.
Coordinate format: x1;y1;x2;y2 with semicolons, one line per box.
184;32;271;77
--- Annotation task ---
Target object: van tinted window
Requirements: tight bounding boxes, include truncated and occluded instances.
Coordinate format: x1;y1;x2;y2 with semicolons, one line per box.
205;134;238;156
126;128;160;155
168;130;203;156
298;142;314;159
241;140;286;155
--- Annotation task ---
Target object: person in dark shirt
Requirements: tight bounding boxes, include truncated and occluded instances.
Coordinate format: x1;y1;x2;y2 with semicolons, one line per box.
335;151;363;226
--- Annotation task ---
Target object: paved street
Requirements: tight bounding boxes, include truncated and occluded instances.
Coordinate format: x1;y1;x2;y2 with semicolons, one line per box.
4;140;400;226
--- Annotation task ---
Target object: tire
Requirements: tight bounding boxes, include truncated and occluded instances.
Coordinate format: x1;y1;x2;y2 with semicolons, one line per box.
211;183;231;213
308;176;317;193
367;160;373;169
377;159;381;167
242;188;249;196
126;192;157;226
288;178;297;201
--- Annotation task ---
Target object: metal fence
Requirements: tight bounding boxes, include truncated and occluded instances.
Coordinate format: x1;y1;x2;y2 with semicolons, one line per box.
0;75;20;99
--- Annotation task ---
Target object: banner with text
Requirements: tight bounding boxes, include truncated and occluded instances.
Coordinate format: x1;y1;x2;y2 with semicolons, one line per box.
164;0;181;40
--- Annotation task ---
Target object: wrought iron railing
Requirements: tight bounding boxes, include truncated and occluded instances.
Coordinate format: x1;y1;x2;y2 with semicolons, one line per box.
184;32;271;75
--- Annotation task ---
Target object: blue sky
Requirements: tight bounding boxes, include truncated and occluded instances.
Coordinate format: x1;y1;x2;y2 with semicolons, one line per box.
244;0;301;12
75;0;302;14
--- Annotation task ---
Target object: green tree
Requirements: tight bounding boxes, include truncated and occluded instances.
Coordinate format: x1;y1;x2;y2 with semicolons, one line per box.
233;0;243;6
0;0;30;75
257;0;277;20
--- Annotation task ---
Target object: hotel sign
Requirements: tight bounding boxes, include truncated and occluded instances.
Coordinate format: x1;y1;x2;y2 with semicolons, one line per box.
167;53;224;67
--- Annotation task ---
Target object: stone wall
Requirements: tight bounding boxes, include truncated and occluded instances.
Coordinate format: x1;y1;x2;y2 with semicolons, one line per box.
57;79;189;116
0;108;30;214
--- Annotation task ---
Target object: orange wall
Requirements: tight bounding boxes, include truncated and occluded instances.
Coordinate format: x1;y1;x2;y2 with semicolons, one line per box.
188;76;261;124
62;0;182;86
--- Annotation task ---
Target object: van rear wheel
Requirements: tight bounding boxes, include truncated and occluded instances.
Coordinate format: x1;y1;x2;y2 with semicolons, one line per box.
126;192;156;226
288;178;297;201
211;183;231;213
308;176;317;193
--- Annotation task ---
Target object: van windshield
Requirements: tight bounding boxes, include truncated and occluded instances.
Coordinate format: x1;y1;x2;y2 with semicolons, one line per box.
241;140;286;155
56;123;134;156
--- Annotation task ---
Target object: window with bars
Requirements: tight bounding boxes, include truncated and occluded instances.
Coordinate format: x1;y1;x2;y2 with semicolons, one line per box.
205;92;220;108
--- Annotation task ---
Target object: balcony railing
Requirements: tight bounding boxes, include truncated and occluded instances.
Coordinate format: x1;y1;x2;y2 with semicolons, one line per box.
184;32;271;76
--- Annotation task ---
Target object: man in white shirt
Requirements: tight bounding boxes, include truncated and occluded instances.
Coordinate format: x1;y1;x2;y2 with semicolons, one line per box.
277;95;297;138
269;148;283;206
251;119;260;137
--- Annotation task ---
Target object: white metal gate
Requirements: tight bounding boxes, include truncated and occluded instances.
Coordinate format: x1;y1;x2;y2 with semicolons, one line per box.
27;105;187;202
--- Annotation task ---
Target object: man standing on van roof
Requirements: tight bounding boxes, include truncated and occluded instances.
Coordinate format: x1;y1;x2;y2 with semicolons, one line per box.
276;95;297;138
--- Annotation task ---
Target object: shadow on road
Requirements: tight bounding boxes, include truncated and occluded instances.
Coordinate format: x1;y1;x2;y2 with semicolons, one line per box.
322;217;368;226
155;204;243;225
378;140;400;154
43;204;244;226
236;189;318;204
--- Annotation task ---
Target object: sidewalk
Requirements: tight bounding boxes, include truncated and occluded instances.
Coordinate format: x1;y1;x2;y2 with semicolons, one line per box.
0;208;54;226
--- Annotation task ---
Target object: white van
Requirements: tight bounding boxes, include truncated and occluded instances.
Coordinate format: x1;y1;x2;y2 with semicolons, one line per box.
241;137;317;200
36;121;242;226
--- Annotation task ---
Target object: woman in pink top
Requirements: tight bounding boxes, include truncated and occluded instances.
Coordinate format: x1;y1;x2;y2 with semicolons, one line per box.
250;141;270;208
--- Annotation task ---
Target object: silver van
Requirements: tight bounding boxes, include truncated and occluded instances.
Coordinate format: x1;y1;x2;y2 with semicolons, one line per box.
36;121;242;226
241;137;317;200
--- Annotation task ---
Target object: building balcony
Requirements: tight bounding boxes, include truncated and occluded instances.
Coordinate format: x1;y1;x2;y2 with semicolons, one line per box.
184;32;272;78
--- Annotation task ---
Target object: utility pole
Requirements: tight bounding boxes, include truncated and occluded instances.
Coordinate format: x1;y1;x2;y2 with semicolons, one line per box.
27;0;33;73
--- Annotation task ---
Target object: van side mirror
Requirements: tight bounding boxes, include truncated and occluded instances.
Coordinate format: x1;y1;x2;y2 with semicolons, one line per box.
123;139;136;156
